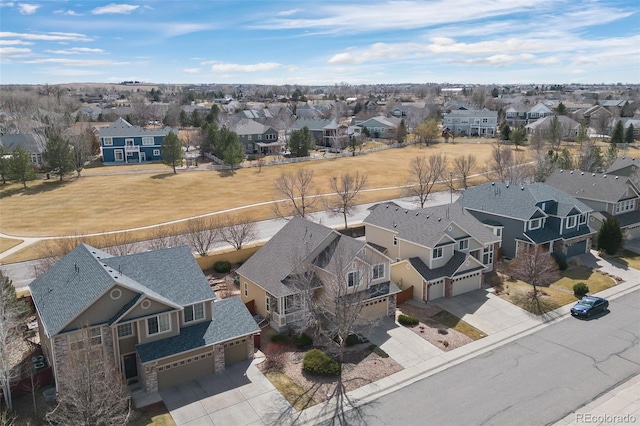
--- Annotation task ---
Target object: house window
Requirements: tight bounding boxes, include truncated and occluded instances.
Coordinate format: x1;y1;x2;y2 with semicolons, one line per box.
393;235;398;246
68;332;84;350
496;228;502;237
153;149;160;156
433;247;443;259
184;303;205;323
103;137;113;146
529;218;542;230
117;323;134;338
68;327;102;350
459;239;469;251
482;118;488;123
244;282;248;297
372;263;385;280
114;150;124;161
616;199;635;214
248;135;252;140
147;313;171;336
566;216;577;229
125;139;134;147
142;136;154;145
579;214;587;225
265;297;270;312
483;246;494;265
258;135;262;140
347;271;361;288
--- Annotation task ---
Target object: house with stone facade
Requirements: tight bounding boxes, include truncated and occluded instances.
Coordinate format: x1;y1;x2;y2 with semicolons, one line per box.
29;244;259;394
363;202;501;303
457;182;595;260
236;217;400;332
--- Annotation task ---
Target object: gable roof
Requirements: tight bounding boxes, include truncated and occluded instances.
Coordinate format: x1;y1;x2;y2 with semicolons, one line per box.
525;115;580;131
408;252;481;282
607;156;640;175
236;217;336;297
357;116;400;128
231;118;274;135
444;108;498;119
0;133;46;154
457;182;592;220
529;102;553;114
364;202;500;248
98;117;177;138
292;118;335;131
545;169;638;204
29;244;214;337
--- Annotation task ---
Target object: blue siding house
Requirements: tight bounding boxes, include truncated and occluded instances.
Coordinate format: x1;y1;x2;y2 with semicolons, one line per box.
98;118;178;165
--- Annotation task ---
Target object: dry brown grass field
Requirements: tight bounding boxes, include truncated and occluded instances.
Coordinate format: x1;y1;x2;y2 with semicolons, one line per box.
0;140;500;240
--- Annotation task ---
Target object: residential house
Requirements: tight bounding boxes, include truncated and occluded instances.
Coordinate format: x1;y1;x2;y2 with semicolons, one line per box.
292;118;348;149
606;156;640;177
545;169;640;239
442;108;498;137
505;102;553;128
0;133;46;165
363;203;500;302
457;182;595;259
98;118;178;165
525;115;580;138
356;116;401;139
236;217;400;332
29;244;259;394
230;118;282;155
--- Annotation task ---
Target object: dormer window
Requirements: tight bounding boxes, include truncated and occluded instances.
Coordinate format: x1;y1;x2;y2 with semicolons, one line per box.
184;303;205;323
433;247;443;259
393;235;398;246
147;313;171;336
529;218;542;230
566;216;577;229
459;239;469;251
540;202;546;211
579;214;587;225
616;199;635;214
347;271;361;288
372;263;385;280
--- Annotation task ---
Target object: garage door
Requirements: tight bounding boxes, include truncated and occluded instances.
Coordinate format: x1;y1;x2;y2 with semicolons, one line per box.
625;226;640;240
157;351;214;390
452;274;481;297
427;281;444;301
566;240;587;258
224;338;249;366
361;297;388;319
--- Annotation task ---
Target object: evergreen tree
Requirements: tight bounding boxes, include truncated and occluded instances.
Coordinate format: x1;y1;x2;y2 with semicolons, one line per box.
43;136;74;181
597;217;623;255
509;126;526;149
611;120;624;145
288;126;314;157
191;110;202;128
500;123;511;141
9;146;36;188
396;119;407;144
222;138;245;170
555;102;567;115
179;110;190;127
0;146;10;184
624;124;635;144
160;132;183;174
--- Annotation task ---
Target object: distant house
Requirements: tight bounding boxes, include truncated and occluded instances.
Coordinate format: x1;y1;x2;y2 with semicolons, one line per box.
292;118;348;149
356;116;401;139
606;156;640;177
29;244;259;394
0;133;47;164
236;217;400;332
525;115;580;138
505;102;553;128
457;182;595;259
230;118;282;155
364;203;500;302
442;108;498;137
98;118;178;165
546;169;640;239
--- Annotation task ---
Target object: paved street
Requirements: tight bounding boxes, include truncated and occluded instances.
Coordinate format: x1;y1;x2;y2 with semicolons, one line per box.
356;289;640;426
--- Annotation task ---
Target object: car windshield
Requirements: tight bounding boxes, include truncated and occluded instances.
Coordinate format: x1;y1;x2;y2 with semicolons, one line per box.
579;299;595;306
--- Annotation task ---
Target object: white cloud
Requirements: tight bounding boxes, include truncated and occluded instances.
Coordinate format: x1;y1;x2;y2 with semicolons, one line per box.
23;58;128;66
0;39;32;45
17;3;39;14
0;2;15;7
45;47;106;54
91;3;138;15
210;62;282;72
164;23;216;37
183;68;201;74
0;31;93;42
278;9;300;16
0;47;31;57
54;9;82;16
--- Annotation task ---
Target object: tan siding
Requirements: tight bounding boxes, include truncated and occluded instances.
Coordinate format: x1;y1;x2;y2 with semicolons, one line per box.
122;298;176;321
397;240;429;263
451;272;482;296
365;224;398;259
240;278;267;318
361;297;388;319
456;258;483;274
64;285;138;331
118;335;137;355
157;345;213;366
391;261;424;301
137;312;180;344
444;223;468;240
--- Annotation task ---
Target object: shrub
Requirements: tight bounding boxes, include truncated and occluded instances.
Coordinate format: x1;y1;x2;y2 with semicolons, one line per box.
263;342;287;371
551;252;568;271
368;344;389;358
398;314;419;326
292;333;312;348
345;334;364;347
437;328;448;335
214;261;232;273
573;282;590;297
598;217;623;255
302;349;340;376
270;334;290;345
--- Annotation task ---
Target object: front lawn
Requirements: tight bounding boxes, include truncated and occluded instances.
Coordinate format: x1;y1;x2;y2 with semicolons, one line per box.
431;310;487;340
500;280;578;315
552;267;616;294
608;250;640;270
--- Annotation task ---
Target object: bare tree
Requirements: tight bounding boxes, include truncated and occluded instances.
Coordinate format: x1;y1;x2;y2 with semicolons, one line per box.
101;232;135;256
488;143;512;183
529;128;545;154
0;272;28;412
220;214;257;250
46;328;131;426
406;154;447;207
509;246;559;311
68;125;99;177
324;172;368;229
577;140;604;172
146;226;184;250
451;154;477;190
273;169;319;219
35;236;89;276
546;115;564;150
183;217;220;257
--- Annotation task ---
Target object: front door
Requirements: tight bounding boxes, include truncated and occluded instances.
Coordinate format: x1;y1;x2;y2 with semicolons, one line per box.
140;152;146;162
123;354;137;379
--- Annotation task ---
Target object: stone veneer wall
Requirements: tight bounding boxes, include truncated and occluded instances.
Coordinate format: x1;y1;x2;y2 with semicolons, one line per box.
213;344;225;373
246;335;255;359
142;363;158;394
387;294;397;316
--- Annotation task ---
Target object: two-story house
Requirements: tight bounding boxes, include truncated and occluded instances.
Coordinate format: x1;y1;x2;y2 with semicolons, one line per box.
525;115;580;138
442;108;498;137
356;116;401;140
606;156;640;177
0;133;46;165
230;118;281;155
546;169;640;240
98;118;178;165
363;203;501;302
505;102;553;128
29;244;259;394
291;119;348;150
457;182;595;260
236;217;400;332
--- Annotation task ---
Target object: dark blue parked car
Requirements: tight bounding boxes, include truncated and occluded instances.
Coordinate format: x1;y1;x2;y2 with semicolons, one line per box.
571;296;609;318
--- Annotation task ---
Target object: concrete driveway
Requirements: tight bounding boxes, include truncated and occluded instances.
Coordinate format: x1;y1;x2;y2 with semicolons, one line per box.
624;237;640;255
432;288;535;335
160;359;289;426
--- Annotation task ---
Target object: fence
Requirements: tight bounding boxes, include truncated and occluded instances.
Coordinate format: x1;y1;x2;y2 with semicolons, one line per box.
396;286;414;305
195;243;263;270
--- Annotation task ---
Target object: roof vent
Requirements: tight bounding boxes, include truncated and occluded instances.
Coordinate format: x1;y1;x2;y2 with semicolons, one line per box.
426;215;430;219
570;171;574;174
395;207;399;211
592;173;596;176
415;212;419;216
505;184;509;188
385;204;389;209
560;169;564;173
405;210;408;214
603;174;607;178
521;186;524;190
438;218;441;222
581;172;584;175
615;176;619;179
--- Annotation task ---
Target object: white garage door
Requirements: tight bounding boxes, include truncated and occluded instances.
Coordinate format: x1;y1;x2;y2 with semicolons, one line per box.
157;351;215;390
625;226;640;240
427;280;444;301
451;273;481;297
361;297;388;319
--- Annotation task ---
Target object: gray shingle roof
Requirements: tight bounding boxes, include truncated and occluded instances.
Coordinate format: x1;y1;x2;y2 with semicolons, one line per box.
606;157;640;175
408;252;476;281
545;170;637;203
364;202;500;247
457;182;592;220
98;117;177;138
314;235;365;271
0;133;46;154
29;244;215;337
136;297;259;363
292;119;334;131
231;118;273;135
236;217;336;297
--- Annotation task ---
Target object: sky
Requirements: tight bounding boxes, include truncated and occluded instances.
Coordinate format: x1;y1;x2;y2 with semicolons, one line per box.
1;0;639;86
